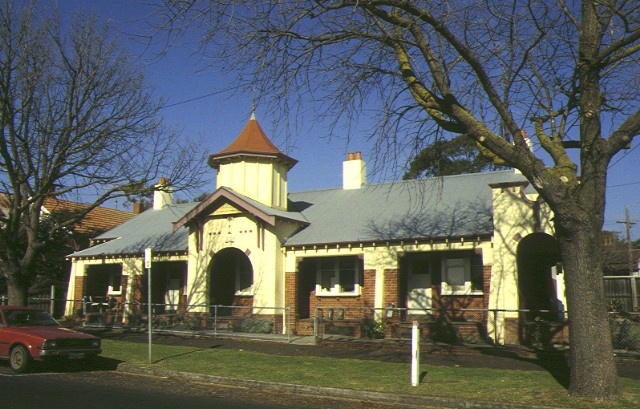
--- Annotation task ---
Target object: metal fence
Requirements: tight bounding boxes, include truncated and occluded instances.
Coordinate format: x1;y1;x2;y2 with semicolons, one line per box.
66;299;291;341
3;295;640;352
313;306;640;353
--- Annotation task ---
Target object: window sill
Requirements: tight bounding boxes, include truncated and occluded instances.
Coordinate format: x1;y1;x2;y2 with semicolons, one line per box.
441;291;483;296
316;292;360;297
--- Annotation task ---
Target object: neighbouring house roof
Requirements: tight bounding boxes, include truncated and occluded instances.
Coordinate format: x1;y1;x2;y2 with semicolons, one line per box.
0;194;135;237
42;197;136;235
284;170;530;246
207;114;297;170
69;170;530;258
68;202;198;258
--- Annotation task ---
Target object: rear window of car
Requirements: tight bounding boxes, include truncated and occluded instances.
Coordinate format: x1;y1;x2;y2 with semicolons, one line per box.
5;310;59;326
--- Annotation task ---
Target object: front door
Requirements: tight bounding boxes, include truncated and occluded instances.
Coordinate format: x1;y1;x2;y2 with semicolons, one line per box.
407;272;432;313
406;257;433;314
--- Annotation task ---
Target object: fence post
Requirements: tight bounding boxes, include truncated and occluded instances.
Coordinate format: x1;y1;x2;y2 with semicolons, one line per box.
632;276;638;311
213;305;218;337
50;285;55;315
313;307;318;340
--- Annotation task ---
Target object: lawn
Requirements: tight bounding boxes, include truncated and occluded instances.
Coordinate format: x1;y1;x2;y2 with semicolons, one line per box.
102;340;640;409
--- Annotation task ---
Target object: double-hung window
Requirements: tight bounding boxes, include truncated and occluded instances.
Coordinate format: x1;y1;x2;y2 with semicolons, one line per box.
441;253;483;295
316;257;360;296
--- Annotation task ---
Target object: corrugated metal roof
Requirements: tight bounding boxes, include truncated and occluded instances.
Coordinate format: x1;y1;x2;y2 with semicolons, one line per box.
69;170;529;257
284;170;529;246
69;202;198;258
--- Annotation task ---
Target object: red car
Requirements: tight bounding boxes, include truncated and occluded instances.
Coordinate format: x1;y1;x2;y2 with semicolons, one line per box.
0;306;101;373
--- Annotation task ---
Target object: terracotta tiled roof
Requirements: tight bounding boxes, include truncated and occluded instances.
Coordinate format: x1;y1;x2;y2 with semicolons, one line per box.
42;197;135;235
208;115;297;169
220;116;282;154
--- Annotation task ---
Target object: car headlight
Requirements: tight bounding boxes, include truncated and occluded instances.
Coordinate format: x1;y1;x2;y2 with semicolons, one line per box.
42;339;57;348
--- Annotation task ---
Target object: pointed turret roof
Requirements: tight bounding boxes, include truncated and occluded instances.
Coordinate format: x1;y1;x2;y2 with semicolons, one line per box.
208;114;297;169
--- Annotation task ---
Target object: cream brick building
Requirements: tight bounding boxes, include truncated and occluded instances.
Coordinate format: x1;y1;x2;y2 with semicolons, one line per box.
66;114;565;345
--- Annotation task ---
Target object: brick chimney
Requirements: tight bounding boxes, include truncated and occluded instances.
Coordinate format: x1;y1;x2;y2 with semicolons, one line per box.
343;151;367;190
153;177;173;210
131;202;142;215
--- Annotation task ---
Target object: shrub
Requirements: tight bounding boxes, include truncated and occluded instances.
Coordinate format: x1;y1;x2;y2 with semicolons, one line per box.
238;318;274;334
362;317;386;339
610;318;640;351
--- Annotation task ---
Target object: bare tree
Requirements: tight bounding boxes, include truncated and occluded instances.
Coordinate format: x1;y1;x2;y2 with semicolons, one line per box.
0;2;205;306
151;0;640;399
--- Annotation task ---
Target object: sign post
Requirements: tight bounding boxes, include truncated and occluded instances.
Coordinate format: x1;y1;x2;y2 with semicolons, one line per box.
144;247;152;364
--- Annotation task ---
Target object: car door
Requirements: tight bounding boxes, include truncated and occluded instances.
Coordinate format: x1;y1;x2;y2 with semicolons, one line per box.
0;310;9;357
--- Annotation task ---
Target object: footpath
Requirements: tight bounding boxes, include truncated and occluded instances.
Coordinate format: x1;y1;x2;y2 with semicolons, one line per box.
103;331;640;409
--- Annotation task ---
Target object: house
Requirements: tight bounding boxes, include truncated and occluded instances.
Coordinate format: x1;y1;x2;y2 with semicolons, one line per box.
65;114;566;345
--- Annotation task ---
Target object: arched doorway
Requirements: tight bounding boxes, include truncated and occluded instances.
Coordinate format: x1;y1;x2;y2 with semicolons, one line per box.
209;248;253;308
517;232;562;322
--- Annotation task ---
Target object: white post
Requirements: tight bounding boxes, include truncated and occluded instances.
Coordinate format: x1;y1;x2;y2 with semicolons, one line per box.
411;320;420;386
144;247;153;364
50;285;56;315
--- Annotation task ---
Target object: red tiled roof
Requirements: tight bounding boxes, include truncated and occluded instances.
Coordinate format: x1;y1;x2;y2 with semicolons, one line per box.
42;197;135;235
208;116;297;169
219;116;282;155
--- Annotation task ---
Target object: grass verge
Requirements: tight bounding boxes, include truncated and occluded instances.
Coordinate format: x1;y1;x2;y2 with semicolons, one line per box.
102;340;640;409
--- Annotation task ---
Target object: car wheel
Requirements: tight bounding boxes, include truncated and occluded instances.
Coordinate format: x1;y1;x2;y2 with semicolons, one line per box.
9;345;32;373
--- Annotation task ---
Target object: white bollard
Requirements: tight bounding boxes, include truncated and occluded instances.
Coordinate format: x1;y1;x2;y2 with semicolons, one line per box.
411;320;420;386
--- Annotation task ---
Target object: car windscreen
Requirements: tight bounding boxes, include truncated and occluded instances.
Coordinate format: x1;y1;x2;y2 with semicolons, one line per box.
5;309;59;326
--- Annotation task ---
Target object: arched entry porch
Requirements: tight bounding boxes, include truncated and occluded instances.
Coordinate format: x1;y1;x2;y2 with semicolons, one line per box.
208;248;254;313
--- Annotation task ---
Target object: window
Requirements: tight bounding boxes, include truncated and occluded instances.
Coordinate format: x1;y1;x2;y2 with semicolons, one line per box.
441;255;483;295
107;272;122;295
316;257;360;296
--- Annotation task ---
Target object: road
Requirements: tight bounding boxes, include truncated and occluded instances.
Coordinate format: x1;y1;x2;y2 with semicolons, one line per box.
0;359;424;409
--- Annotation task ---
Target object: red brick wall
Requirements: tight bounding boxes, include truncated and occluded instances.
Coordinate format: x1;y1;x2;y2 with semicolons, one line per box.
72;276;85;315
307;268;377;320
363;269;375;307
383;269;398;308
285;271;297;320
74;276;85;302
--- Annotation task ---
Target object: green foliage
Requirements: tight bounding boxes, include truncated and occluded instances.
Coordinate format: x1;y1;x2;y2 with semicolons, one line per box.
153;312;208;330
610;318;640;351
361;317;386;339
238;318;274;334
403;135;506;179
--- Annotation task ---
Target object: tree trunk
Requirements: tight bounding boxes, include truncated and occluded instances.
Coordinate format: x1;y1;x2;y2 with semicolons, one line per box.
6;273;28;306
558;226;619;398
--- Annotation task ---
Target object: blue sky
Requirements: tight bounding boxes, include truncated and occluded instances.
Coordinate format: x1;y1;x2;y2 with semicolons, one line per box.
55;0;640;240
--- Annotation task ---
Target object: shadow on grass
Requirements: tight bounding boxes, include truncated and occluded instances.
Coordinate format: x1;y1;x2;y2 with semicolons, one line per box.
153;345;222;364
476;347;570;388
